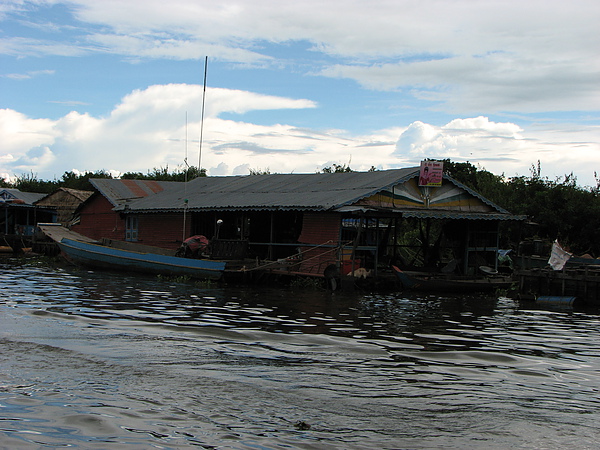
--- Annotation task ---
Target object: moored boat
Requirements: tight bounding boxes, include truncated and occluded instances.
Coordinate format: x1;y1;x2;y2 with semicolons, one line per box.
39;224;225;280
57;238;226;279
392;265;513;293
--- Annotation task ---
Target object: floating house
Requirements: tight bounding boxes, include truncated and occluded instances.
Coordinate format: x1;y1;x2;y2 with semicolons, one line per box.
69;168;525;281
35;187;93;225
0;188;55;252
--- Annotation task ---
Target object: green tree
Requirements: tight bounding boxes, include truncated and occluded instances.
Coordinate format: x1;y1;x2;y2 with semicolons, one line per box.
10;172;57;194
321;163;353;173
58;170;114;190
442;160;479;188
122;165;206;181
505;172;600;255
249;168;271;175
443;159;600;255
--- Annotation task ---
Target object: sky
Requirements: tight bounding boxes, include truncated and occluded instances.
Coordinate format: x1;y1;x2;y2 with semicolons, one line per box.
1;0;599;187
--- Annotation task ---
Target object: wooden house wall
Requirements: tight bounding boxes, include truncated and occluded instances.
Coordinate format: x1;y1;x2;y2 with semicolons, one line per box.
36;190;84;224
72;195;125;241
297;212;341;275
356;178;494;212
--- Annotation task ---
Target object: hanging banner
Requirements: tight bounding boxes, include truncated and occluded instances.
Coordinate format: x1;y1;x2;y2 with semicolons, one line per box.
418;160;443;187
548;240;572;270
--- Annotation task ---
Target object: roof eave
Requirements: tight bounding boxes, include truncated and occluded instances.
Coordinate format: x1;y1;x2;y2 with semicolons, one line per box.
334;169;421;209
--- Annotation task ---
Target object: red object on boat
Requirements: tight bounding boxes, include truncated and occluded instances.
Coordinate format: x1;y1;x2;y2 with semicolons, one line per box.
183;235;210;254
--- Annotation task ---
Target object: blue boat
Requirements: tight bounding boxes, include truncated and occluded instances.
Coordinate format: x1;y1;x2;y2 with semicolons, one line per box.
57;237;226;280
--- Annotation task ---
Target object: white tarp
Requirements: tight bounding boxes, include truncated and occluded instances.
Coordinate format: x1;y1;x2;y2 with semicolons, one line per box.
548;240;572;270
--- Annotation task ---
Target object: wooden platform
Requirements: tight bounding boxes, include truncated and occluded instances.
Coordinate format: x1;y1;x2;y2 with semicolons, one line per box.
38;224;98;244
517;266;600;304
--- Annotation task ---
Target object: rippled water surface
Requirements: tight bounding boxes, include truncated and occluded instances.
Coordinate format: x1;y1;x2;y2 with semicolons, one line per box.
2;257;600;449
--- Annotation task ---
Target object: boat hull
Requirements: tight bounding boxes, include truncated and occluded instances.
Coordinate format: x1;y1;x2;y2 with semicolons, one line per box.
392;266;513;293
58;238;225;280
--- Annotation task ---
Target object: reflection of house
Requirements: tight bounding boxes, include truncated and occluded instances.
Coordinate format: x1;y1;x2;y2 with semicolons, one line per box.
1;188;56;251
70;168;525;277
35;187;94;225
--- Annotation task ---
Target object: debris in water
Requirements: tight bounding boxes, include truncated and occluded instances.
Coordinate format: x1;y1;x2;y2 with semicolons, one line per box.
294;421;311;430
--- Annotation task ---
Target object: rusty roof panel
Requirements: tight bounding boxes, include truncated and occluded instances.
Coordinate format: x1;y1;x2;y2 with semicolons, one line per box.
90;179;178;207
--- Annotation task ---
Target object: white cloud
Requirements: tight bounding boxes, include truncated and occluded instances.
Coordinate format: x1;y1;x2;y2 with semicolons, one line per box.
1;0;597;191
69;0;595;59
1;84;598;186
394;117;600;183
211;162;230;176
6;1;598;114
0;84;323;179
11;145;56;171
2;69;55;80
443;117;521;135
0;109;58;155
87;32;269;63
0;37;90;57
322;52;600;113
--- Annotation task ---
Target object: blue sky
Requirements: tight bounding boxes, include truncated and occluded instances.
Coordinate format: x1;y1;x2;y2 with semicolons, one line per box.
1;0;599;186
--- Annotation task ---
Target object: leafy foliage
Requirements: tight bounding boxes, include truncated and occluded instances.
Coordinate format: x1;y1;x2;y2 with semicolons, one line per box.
248;168;271;175
4;166;206;193
321;163;353;173
57;170;114;191
121;165;206;182
444;159;600;256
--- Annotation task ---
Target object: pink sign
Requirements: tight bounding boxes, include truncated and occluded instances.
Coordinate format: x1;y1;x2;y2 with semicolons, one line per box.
419;161;443;187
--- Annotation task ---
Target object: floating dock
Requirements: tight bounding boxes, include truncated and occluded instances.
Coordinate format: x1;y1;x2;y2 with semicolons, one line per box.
517;266;600;304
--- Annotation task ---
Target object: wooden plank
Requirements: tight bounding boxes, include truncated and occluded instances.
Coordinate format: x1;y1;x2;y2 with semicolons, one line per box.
38;224;98;243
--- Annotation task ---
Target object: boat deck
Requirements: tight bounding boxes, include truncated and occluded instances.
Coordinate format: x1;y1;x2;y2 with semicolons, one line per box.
38;224;99;244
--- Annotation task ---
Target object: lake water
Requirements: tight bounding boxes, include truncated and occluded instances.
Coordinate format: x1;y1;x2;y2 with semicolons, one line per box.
2;257;600;449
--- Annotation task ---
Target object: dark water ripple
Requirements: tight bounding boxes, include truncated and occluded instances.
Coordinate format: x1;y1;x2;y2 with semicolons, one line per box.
2;258;600;448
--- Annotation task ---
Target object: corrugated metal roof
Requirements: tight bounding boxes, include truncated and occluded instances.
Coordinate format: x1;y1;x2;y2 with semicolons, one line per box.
90;179;180;207
89;168;523;220
0;188;45;205
113;168;421;212
35;187;94;204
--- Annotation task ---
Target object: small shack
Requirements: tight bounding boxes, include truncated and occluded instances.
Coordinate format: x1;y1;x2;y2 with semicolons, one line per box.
35;187;94;225
1;188;57;252
69;168;524;282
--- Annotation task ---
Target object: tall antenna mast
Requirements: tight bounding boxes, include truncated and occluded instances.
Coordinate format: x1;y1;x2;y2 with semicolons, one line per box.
183;111;189;241
185;111;188;176
198;56;208;175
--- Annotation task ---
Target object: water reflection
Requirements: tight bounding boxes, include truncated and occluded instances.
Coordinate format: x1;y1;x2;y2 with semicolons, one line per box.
2;258;600;448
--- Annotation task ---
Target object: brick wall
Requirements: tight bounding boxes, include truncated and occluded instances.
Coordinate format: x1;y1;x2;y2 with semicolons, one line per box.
297;212;341;275
72;195;125;241
137;213;190;250
72;195;190;250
